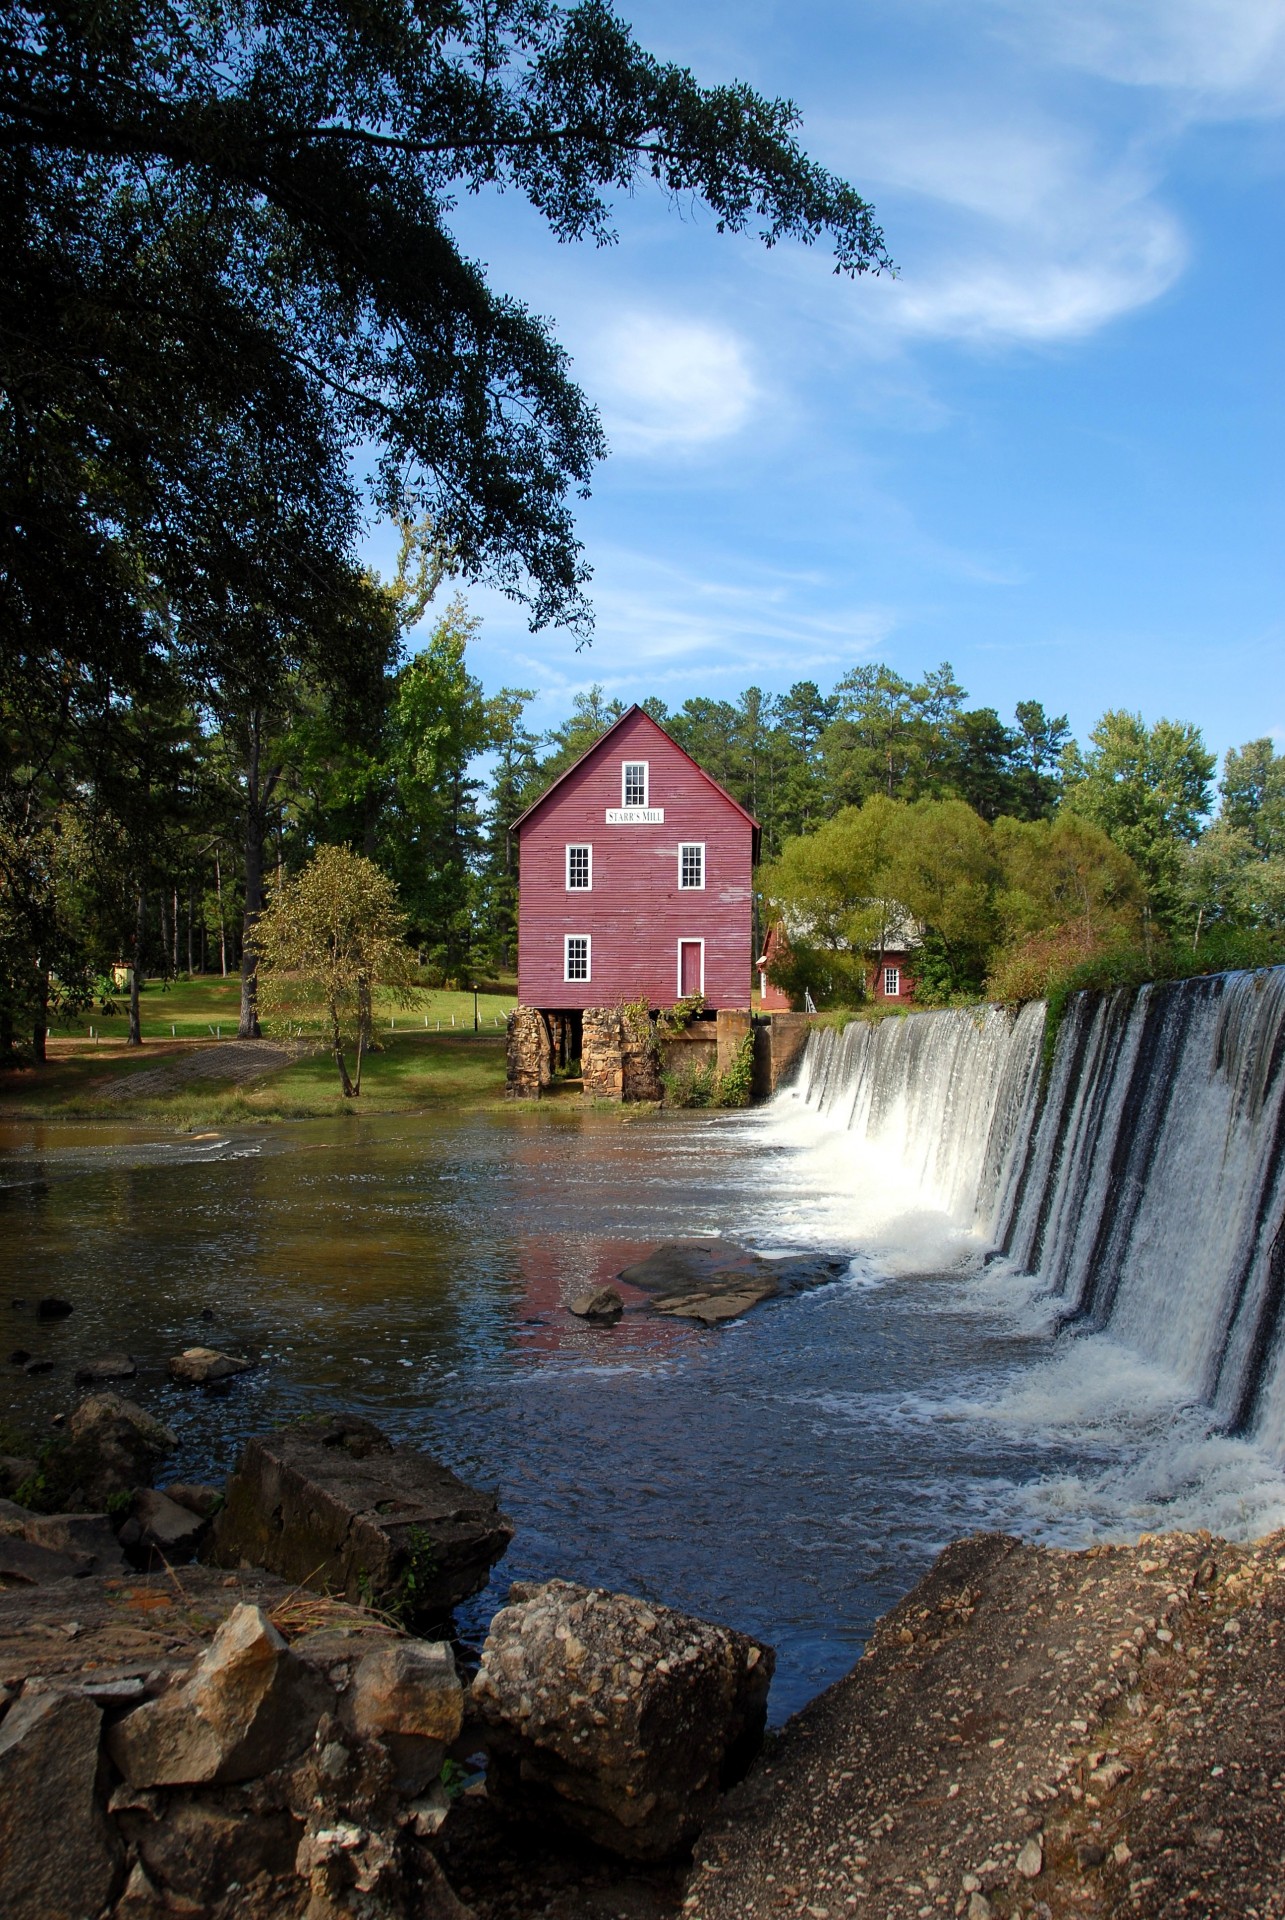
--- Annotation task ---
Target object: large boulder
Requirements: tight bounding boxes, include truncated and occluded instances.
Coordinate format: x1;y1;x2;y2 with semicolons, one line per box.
0;1686;123;1918
471;1578;773;1860
617;1240;847;1325
62;1392;177;1508
107;1602;334;1787
207;1415;513;1625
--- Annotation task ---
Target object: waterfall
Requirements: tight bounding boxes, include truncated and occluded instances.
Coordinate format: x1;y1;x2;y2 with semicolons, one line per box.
788;969;1285;1456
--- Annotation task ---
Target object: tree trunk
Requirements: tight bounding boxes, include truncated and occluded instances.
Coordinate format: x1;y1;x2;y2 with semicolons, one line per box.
159;889;169;982
238;712;281;1040
330;1004;355;1097
173;886;179;974
216;854;227;976
128;887;145;1046
239;800;263;1038
187;884;194;977
31;965;47;1064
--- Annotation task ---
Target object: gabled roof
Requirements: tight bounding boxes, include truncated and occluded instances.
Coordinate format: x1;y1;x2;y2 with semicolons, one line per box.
510;705;761;858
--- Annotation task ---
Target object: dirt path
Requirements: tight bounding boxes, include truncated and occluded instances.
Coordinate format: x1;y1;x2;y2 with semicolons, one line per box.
102;1039;301;1101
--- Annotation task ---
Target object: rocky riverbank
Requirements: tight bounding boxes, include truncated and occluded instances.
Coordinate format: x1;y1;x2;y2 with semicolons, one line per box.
2;1388;1284;1919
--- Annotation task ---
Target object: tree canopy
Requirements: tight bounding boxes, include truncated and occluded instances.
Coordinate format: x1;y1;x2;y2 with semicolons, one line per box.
1;0;889;706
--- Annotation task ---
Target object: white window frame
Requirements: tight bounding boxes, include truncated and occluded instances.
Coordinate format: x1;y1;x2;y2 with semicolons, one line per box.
621;759;649;809
678;842;705;890
565;843;592;891
884;965;901;997
676;937;705;998
564;934;592;983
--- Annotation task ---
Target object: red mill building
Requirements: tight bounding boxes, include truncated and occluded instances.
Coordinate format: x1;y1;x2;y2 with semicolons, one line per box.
505;707;808;1098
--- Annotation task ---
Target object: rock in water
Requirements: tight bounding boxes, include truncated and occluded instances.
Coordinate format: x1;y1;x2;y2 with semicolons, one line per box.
471;1577;774;1860
0;1687;122;1919
107;1602;333;1786
617;1239;846;1325
73;1353;137;1385
64;1393;177;1508
167;1346;252;1385
207;1414;513;1624
35;1297;73;1320
568;1285;624;1322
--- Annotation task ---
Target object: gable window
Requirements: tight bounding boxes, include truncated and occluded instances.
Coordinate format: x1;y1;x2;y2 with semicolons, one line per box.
679;843;705;889
566;844;592;890
622;760;648;808
884;965;901;997
565;934;591;982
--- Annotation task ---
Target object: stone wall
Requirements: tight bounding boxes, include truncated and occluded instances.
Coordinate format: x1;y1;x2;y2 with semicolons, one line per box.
506;1007;553;1098
762;1011;813;1093
581;1008;662;1103
656;1023;717;1086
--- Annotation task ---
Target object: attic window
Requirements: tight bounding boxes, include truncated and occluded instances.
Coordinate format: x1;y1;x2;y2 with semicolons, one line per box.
622;761;648;808
679;843;705;889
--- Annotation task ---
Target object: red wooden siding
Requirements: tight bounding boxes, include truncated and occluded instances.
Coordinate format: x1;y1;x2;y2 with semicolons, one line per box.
867;952;918;1005
516;709;755;1011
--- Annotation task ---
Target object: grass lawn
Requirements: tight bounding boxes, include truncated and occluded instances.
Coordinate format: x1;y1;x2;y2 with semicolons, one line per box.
44;973;517;1042
1;974;518;1125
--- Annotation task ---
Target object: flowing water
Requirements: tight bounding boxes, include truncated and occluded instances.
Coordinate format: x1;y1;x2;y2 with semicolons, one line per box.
3;969;1285;1722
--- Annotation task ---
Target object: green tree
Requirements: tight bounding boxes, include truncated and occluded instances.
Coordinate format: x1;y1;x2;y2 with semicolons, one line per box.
1220;739;1285;858
1061;711;1215;935
478;688;540;973
1010;700;1071;819
986;814;1144;1000
378;598;494;979
883;798;998;999
254;845;420;1097
758;798;904;1005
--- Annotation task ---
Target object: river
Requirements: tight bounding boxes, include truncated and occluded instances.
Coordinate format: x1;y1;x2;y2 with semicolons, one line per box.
5;1071;1285;1722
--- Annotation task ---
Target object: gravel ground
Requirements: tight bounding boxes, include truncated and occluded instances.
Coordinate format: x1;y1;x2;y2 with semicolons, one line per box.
683;1529;1285;1920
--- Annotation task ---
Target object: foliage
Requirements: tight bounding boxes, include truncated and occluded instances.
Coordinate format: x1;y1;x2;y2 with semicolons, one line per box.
254;846;421;1096
1219;738;1285;857
1060;710;1215;933
715;1029;757;1108
660;1054;718;1109
764;793;1152;1010
1039;930;1285;1076
2;0;887;717
387;1526;441;1629
656;993;707;1037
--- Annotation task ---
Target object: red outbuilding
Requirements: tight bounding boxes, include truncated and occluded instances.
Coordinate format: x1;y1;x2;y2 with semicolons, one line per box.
511;707;760;1016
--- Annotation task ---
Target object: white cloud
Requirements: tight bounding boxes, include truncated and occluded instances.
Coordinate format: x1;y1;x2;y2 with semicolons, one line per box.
452;548;901;717
815;107;1187;347
573;311;760;454
1003;0;1285;114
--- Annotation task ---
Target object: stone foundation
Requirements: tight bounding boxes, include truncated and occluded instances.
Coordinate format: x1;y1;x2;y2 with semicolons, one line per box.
506;1007;553;1097
507;1005;811;1103
581;1007;662;1103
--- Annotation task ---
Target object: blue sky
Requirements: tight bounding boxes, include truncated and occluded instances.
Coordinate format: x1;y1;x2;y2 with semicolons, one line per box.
366;0;1285;774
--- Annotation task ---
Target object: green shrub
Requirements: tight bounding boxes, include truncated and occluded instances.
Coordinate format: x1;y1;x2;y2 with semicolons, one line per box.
1040;930;1285;1074
661;1056;718;1108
